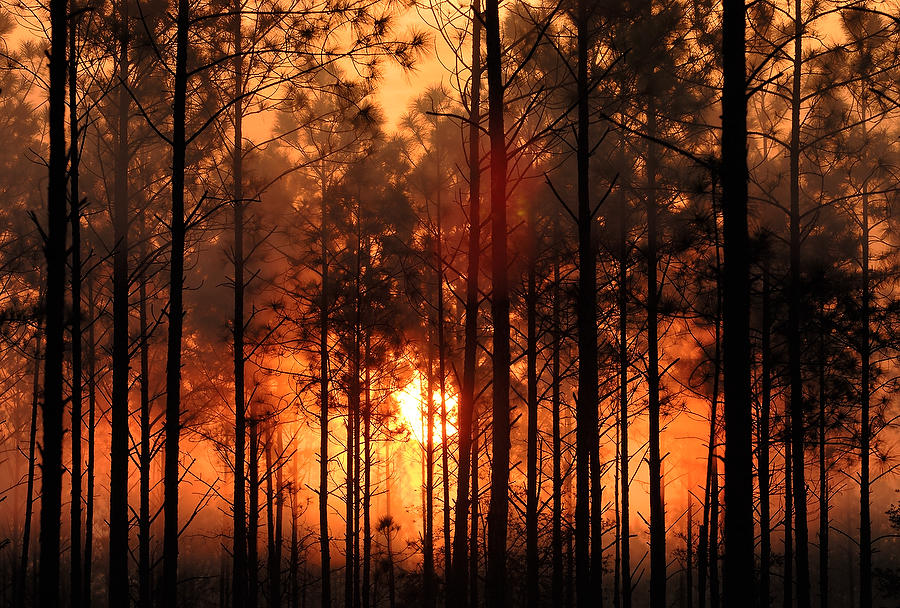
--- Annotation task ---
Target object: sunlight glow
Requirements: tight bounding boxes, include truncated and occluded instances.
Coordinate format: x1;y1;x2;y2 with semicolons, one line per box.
394;374;458;445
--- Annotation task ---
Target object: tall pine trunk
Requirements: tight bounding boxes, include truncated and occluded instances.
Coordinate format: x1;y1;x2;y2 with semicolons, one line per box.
698;179;722;608
526;199;539;608
249;419;260;608
68;15;83;605
721;0;755;599
759;263;772;608
470;414;480;608
319;174;332;608
818;328;829;608
39;0;67;601
362;342;372;608
424;338;436;608
17;320;42;608
618;182;631;608
788;1;811;604
138;209;153;608
858;98;872;608
646;106;664;608
784;430;794;608
232;1;248;604
83;291;96;608
449;5;481;604
709;458;719;608
552;257;564;608
574;0;599;604
163;0;189;600
436;187;452;586
109;0;131;602
484;0;511;603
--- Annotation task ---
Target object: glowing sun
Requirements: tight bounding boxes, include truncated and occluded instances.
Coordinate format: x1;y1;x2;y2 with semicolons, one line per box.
394;373;458;444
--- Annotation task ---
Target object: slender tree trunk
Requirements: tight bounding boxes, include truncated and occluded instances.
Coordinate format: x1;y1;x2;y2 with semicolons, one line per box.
83;292;95;608
614;412;620;608
17;320;42;608
818;328;828;608
290;452;299;608
267;433;276;608
709;459;719;608
687;500;693;608
721;0;755;597
138;209;153;608
698;334;720;608
319;174;332;608
267;429;284;608
163;0;189;600
109;0;131;602
232;2;248;604
759;263;772;608
249;420;260;608
276;431;284;608
347;216;362;608
386;525;396;608
449;5;481;604
698;221;723;608
618;182;631;608
552;257;564;608
788;1;811;605
646;106;664;608
858;98;872;608
484;0;511;603
40;0;67;601
573;1;599;605
526;201;539;608
362;341;372;608
436;186;452;587
68;16;83;606
470;416;480;608
784;433;793;608
424;339;436;608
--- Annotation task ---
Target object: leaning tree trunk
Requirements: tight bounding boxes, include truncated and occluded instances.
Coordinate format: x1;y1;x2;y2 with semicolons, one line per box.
721;0;755;600
484;0;511;603
17;319;42;608
39;0;67;602
449;4;481;604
